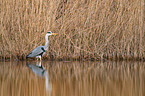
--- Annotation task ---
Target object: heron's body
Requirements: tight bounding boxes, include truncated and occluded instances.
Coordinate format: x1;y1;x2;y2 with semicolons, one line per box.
26;46;46;60
26;31;57;60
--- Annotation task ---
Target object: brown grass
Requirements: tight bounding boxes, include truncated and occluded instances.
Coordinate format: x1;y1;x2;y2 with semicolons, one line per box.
0;0;144;61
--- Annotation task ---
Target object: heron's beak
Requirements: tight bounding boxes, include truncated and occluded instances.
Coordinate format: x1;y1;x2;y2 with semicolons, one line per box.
51;33;58;35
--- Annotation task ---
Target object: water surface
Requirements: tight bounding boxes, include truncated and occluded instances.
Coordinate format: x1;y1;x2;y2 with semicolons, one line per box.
0;61;145;96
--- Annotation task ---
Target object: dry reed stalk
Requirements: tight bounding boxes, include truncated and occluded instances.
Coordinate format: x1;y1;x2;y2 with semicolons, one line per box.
0;0;144;61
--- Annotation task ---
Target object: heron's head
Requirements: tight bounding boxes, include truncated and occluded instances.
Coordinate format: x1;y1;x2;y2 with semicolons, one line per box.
46;31;58;36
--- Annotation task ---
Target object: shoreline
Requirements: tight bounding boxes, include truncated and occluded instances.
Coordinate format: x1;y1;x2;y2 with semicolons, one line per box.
1;56;144;62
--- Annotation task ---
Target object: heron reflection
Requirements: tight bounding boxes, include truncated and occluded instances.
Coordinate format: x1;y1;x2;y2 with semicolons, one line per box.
26;61;52;92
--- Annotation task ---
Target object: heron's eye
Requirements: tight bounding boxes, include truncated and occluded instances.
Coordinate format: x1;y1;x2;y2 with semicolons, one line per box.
47;32;51;34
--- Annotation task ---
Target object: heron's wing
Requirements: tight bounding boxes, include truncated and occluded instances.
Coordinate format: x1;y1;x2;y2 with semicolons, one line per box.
26;46;45;57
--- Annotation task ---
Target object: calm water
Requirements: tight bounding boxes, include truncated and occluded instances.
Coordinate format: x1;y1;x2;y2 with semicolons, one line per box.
0;61;145;96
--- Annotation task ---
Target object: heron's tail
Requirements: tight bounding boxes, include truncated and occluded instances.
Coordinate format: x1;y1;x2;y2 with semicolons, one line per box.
26;52;32;59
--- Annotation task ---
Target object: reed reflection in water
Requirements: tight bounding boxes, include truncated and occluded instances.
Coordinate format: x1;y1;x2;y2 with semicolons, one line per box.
0;61;145;96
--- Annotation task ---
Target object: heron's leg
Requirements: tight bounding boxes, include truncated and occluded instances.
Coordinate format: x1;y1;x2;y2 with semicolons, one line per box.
38;61;41;66
40;56;41;61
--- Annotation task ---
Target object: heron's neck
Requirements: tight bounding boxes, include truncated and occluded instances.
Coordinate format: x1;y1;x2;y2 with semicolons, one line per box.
44;35;49;50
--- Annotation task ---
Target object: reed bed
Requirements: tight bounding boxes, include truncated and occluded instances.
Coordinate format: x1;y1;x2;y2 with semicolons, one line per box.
0;61;145;96
0;0;144;61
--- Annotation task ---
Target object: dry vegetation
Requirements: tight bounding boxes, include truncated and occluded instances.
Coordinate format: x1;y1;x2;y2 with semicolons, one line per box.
0;0;144;61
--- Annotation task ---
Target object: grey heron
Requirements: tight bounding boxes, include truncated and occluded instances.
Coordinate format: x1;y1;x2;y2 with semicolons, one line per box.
26;31;57;60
